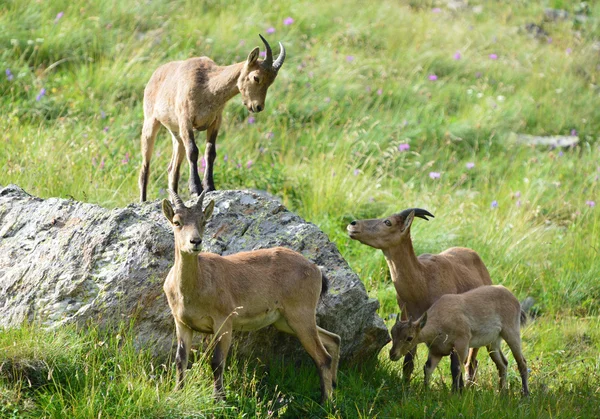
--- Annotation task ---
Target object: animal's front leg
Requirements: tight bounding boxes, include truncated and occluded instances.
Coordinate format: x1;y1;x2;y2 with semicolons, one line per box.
174;320;193;390
402;348;416;387
203;115;221;192
179;122;203;196
211;322;233;401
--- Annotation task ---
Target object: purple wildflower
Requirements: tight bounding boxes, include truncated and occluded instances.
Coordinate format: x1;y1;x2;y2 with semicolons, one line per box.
428;74;438;81
201;157;206;169
266;27;275;34
103;126;109;133
489;54;498;60
466;162;475;169
432;7;442;13
259;51;266;58
586;200;596;208
246;160;253;169
514;191;521;198
570;129;577;136
558;151;564;157
283;17;294;25
547;37;553;44
566;48;572;55
237;163;242;168
377;88;383;95
55;11;64;23
6;69;13;81
266;131;275;139
516;200;521;208
324;97;331;103
36;88;46;101
429;171;441;179
346;55;354;63
398;143;410;152
475;72;482;78
159;188;166;196
99;158;105;169
223;154;228;162
453;51;462;60
491;200;498;208
248;116;256;124
100;110;106;119
121;152;129;164
353;169;360;176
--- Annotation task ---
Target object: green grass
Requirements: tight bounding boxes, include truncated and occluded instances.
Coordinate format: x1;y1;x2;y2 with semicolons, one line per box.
1;0;600;417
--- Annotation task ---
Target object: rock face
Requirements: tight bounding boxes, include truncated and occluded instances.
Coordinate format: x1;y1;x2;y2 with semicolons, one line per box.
0;185;390;362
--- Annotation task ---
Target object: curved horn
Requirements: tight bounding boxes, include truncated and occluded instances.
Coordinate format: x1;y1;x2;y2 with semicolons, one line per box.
195;190;207;210
395;313;401;324
259;34;273;67
168;189;186;211
273;41;286;71
398;208;435;221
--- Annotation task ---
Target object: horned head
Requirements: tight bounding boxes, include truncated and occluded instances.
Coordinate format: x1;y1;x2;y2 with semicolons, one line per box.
239;34;286;113
346;208;434;249
162;190;215;255
389;311;427;361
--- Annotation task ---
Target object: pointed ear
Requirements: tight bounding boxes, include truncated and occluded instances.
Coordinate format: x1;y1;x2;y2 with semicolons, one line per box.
402;210;415;233
203;200;215;221
162;199;174;223
247;47;259;65
416;312;428;330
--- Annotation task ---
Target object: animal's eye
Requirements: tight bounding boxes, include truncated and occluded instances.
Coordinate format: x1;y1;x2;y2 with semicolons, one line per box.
173;221;181;227
406;336;413;342
253;75;260;83
384;220;392;227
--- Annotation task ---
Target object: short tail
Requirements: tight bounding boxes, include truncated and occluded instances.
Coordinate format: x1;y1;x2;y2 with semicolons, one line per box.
520;296;535;327
319;267;329;298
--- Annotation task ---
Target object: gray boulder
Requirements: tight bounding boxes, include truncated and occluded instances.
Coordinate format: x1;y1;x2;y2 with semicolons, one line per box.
0;185;390;362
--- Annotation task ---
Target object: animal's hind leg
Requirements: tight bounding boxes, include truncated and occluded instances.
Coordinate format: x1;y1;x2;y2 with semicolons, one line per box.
274;316;334;403
167;131;185;194
179;121;203;196
465;347;480;386
502;331;529;396
203;115;221;192
487;340;508;392
139;118;161;201
317;327;341;388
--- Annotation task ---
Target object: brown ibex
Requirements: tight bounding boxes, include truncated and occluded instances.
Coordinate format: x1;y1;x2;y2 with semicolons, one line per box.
162;190;340;403
139;35;286;201
347;208;492;390
390;285;529;396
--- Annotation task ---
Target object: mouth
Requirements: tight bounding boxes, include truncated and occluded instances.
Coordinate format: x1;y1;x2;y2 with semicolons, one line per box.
346;226;360;238
389;351;401;362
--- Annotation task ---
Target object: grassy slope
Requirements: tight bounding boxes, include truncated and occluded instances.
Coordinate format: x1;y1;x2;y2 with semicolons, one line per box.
1;0;600;417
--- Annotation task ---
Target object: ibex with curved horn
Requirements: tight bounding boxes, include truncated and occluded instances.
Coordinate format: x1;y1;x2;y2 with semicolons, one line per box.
139;35;286;201
347;208;492;391
162;190;341;403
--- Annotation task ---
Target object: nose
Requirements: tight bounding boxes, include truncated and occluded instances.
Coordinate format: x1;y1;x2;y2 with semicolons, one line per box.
256;104;263;112
350;221;357;226
190;238;202;246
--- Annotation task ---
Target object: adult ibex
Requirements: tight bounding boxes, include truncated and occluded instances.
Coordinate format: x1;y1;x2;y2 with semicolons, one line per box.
139;35;285;201
162;190;340;403
347;208;492;390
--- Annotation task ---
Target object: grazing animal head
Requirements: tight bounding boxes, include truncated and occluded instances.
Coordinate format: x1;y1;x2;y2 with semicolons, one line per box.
162;190;215;254
389;312;427;361
238;34;286;113
346;208;434;249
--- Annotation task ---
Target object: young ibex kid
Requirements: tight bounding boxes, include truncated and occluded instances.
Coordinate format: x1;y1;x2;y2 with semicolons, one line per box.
347;208;492;389
162;190;340;403
140;35;285;201
389;285;529;396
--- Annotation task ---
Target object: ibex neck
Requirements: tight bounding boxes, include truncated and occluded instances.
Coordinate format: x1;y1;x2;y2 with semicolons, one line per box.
173;250;203;292
382;238;427;301
208;61;245;102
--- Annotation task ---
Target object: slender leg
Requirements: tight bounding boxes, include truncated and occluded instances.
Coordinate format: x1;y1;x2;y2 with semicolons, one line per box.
275;316;334;403
465;347;480;386
167;130;185;194
403;349;416;387
139;118;161;202
487;340;508;392
317;327;341;388
211;322;233;401
174;320;193;390
423;352;443;389
503;332;529;396
204;115;221;192
179;121;203;196
452;342;470;393
450;350;464;392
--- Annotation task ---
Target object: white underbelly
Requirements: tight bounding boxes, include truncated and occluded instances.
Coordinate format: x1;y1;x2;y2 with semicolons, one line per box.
469;327;502;348
233;310;281;332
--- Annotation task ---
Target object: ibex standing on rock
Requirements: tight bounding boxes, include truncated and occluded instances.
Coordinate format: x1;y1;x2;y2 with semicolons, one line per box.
139;35;286;201
347;208;492;391
162;190;340;403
